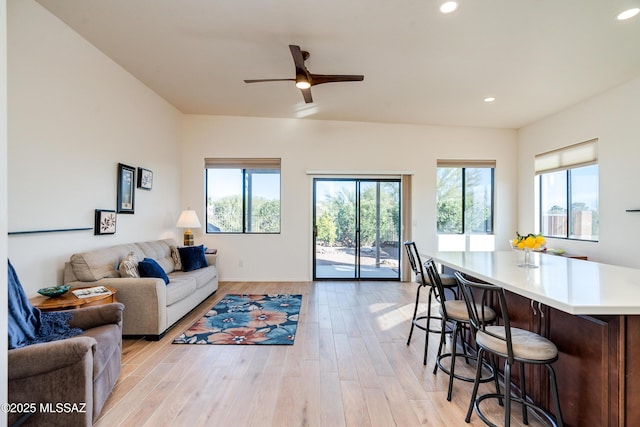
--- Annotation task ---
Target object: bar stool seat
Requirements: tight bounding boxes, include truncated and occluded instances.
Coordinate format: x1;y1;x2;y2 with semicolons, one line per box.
416;271;458;287
478;326;558;361
444;300;495;322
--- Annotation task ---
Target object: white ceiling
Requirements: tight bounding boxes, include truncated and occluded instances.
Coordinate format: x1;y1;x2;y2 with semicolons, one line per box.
35;0;640;129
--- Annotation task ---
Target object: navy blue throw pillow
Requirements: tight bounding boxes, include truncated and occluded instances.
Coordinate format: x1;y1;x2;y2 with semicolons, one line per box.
178;245;208;272
138;258;170;284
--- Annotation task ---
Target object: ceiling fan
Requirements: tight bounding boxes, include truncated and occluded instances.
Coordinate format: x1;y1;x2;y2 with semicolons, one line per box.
244;45;364;103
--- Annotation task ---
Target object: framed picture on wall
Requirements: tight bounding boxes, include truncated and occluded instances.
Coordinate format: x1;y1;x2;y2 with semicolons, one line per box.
117;163;135;214
137;167;153;190
95;209;117;235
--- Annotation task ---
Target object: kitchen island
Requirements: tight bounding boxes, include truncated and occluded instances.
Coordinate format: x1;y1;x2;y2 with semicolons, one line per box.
425;250;640;427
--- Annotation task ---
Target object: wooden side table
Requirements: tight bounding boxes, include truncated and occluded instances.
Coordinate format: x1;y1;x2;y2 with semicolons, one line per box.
30;286;118;312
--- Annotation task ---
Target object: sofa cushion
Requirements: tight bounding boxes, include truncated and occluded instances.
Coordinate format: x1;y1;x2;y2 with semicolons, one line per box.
136;239;176;274
169;265;217;289
118;252;140;278
70;244;142;282
138;258;170;284
165;277;197;306
178;245;208;272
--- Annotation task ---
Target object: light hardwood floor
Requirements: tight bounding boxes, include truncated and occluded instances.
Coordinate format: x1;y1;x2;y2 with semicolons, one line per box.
95;281;546;427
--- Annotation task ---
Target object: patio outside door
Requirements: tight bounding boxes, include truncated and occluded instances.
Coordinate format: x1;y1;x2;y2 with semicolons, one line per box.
313;178;401;280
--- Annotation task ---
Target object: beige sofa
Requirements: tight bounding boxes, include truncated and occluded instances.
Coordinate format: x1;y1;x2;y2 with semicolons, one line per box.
63;239;218;340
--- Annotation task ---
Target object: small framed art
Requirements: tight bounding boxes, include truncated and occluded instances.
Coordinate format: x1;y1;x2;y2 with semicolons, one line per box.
117;163;135;214
95;209;117;235
137;167;153;190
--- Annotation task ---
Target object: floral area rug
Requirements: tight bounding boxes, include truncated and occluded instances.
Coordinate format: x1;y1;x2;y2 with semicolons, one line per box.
173;294;301;345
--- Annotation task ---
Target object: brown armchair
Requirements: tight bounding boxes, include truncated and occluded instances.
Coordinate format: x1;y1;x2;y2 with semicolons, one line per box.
8;303;124;426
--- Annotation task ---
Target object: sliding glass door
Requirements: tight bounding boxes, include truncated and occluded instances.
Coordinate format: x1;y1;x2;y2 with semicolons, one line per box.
313;178;400;280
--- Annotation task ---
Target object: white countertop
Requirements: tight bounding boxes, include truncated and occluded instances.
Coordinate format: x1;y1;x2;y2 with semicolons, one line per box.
425;250;640;315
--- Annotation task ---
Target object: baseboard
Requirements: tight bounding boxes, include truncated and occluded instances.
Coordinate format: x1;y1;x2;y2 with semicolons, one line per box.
122;332;165;341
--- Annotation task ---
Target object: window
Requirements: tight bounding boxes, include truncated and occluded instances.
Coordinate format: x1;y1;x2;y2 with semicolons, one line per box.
436;160;495;234
536;140;599;241
205;158;281;233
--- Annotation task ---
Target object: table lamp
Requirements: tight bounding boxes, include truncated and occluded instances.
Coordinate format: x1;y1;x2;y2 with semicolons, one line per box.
176;209;201;246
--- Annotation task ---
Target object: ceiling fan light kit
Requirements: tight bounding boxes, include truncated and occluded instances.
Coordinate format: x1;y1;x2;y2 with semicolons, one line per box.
244;45;364;104
617;8;639;21
440;1;458;14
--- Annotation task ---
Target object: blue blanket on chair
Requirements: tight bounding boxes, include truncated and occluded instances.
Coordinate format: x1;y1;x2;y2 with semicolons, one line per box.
8;260;83;349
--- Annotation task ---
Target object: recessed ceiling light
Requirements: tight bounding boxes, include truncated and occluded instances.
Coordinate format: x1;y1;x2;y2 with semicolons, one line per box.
440;1;458;14
484;97;496;103
617;8;639;20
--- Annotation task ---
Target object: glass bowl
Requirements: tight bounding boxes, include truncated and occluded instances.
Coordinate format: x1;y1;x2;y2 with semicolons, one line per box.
37;285;71;298
509;240;545;252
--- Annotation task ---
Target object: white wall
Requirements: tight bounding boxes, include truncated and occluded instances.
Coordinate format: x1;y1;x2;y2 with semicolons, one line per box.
518;76;640;268
182;115;518;281
7;0;183;295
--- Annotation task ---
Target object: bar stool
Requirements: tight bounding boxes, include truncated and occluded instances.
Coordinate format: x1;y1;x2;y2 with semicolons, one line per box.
456;272;564;427
403;241;457;365
426;260;498;402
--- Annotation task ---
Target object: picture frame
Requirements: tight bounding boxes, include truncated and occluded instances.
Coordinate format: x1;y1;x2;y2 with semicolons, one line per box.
137;167;153;190
94;209;117;235
117;163;135;214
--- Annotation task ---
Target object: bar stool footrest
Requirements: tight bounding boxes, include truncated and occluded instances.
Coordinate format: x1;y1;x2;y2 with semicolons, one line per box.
474;393;561;427
413;314;448;334
435;352;495;383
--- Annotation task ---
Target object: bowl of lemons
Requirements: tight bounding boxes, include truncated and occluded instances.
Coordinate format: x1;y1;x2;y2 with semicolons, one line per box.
511;233;546;268
510;232;546;251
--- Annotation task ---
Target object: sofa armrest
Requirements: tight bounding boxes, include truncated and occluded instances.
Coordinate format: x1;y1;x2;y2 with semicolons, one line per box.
8;336;96;379
205;253;217;267
67;303;124;330
67;277;167;336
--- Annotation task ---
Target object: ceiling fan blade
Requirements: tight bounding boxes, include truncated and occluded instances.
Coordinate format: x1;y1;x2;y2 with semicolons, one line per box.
300;88;313;103
308;74;365;86
289;45;308;74
244;78;295;83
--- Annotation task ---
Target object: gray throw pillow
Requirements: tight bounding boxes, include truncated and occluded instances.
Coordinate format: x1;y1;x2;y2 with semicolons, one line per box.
119;251;140;278
170;245;182;271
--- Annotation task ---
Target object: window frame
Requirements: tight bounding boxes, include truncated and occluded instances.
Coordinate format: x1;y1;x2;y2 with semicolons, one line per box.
436;161;495;235
205;158;281;234
538;164;599;242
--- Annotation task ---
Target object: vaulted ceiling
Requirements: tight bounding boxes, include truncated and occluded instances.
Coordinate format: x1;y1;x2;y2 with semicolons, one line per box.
36;0;640;129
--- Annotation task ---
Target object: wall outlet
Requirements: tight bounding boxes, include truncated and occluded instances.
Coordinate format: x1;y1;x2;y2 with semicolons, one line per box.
238;259;244;268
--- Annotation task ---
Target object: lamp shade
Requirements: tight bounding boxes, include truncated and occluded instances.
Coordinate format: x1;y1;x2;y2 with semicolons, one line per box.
176;210;201;228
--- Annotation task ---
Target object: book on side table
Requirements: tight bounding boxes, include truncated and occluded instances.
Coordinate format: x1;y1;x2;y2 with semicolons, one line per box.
72;286;111;298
